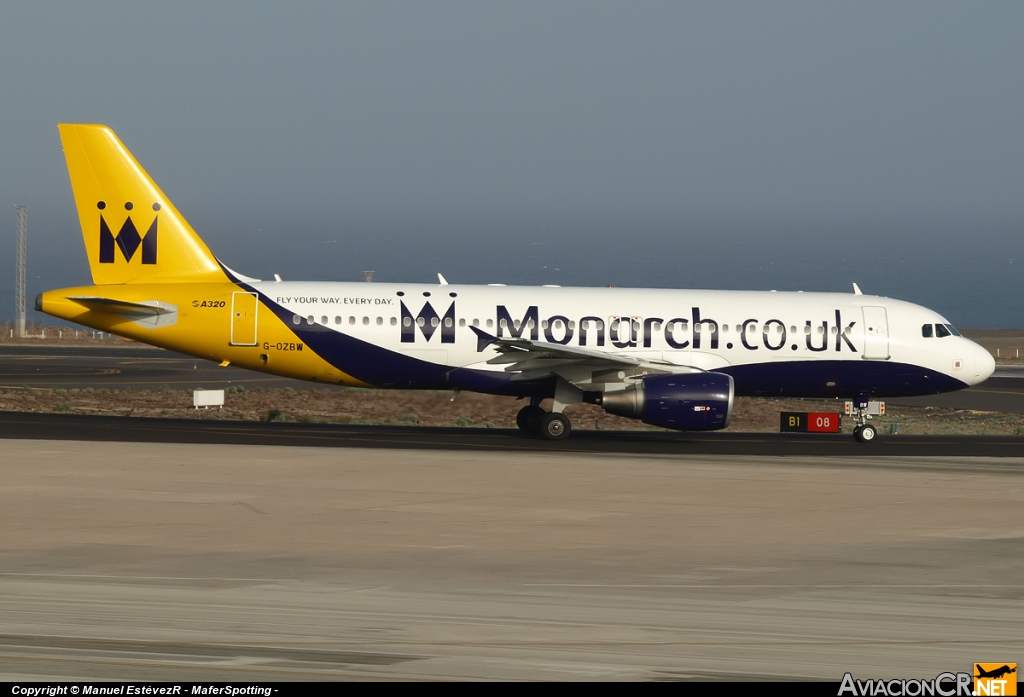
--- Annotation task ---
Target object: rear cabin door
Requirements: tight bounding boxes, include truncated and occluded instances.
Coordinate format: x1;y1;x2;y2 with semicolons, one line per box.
862;306;889;360
230;292;259;346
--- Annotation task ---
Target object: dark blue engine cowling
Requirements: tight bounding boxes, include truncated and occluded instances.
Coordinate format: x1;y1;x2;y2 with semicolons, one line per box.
600;372;735;431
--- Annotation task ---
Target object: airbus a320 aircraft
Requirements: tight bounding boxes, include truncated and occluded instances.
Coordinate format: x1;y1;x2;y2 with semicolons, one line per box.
38;125;995;442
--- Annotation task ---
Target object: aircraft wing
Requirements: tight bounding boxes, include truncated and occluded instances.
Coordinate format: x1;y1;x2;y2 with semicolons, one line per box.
470;326;700;383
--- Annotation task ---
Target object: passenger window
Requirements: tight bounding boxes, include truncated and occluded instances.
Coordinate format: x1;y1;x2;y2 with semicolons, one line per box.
922;324;933;338
935;324;950;338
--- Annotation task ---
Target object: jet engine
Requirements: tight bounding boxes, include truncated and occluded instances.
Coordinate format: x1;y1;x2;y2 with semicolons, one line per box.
599;372;734;431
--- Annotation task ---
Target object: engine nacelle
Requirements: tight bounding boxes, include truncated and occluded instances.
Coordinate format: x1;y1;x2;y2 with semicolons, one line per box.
600;372;735;431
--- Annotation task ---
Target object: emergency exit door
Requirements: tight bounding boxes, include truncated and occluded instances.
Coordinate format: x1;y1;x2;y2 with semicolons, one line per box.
862;306;889;360
230;292;258;346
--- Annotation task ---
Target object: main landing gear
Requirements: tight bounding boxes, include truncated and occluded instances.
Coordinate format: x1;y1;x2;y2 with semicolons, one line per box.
516;404;545;433
516;404;573;440
516;380;581;440
850;398;877;443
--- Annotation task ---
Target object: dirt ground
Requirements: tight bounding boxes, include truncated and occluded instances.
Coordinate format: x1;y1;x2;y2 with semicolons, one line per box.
2;384;1023;435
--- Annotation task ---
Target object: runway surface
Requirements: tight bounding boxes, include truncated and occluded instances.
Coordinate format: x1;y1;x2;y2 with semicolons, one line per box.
0;345;322;391
2;345;1023;412
3;411;1024;456
0;440;1021;681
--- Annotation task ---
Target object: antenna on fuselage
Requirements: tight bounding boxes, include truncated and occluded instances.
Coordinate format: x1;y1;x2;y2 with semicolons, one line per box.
438;273;449;285
852;283;863;295
363;270;375;282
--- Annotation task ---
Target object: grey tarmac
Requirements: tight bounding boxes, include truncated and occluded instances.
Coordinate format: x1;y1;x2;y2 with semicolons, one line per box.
0;440;1021;681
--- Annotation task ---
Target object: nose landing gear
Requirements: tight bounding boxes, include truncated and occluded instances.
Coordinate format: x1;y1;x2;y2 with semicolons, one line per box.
851;397;878;443
853;423;877;443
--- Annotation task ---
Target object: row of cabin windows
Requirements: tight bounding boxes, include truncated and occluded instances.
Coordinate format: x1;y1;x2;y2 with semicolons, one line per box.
922;323;961;338
290;315;849;336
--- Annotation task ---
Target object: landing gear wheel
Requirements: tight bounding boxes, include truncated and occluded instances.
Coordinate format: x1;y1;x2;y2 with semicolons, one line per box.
855;424;877;443
539;412;571;440
517;405;545;433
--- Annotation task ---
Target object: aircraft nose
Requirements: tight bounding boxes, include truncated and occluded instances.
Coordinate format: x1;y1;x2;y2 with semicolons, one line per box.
966;341;996;385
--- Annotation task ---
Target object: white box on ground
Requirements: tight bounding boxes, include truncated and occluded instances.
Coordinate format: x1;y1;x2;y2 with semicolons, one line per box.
193;389;225;409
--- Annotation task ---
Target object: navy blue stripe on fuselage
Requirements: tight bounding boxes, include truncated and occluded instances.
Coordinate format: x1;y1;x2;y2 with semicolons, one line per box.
224;273;550;395
720;359;967;398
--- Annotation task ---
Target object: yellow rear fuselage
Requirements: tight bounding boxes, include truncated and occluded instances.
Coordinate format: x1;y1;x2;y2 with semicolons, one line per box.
38;282;367;385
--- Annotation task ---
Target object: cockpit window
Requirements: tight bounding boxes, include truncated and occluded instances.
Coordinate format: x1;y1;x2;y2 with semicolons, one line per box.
935;323;951;338
945;323;961;337
922;324;933;338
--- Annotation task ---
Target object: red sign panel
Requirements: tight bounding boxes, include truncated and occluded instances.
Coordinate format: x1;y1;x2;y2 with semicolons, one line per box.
807;412;840;432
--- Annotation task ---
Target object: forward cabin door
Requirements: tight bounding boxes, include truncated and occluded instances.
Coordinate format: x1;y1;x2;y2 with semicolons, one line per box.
230;291;259;346
862;306;889;360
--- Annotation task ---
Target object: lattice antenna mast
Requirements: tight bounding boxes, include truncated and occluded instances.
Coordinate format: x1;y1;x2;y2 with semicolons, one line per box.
15;206;26;338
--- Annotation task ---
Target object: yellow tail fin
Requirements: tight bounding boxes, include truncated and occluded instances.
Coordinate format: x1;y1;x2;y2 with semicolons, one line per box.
58;124;228;285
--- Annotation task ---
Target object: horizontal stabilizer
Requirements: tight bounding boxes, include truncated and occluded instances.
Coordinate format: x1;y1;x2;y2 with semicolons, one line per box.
68;296;175;314
66;296;179;329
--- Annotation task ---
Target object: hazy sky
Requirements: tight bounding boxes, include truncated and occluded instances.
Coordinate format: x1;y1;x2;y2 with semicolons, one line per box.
2;2;1022;326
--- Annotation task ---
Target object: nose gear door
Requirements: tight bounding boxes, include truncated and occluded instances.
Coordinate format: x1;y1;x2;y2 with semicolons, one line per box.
862;306;889;360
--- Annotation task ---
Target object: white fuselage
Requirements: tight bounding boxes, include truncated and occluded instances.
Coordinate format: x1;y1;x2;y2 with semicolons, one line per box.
250;281;994;398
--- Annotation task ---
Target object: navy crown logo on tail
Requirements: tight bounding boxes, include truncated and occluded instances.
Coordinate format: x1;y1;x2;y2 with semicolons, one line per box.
98;202;158;264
